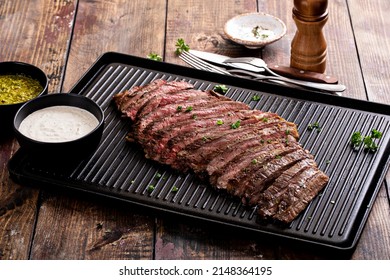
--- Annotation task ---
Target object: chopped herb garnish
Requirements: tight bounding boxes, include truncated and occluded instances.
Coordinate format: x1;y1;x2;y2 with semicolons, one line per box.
350;131;363;148
371;129;383;139
262;117;268;123
252;94;260;101
351;129;382;152
155;173;162;179
147;52;162;61
285;129;290;135
175;38;190;55
213;84;228;94
185;106;193;112
216;119;224;125
192;114;197;119
363;135;378;152
252;25;269;39
251;159;258;164
275;155;282;159
230;120;241;129
202;136;208;141
308;121;321;132
147;185;155;193
326;160;331;164
171;186;179;193
177;105;183;111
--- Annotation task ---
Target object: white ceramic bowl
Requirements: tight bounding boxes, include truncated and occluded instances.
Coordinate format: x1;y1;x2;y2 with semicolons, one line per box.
224;12;287;49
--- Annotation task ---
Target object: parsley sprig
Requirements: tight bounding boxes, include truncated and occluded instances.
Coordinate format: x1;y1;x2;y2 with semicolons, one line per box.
213;84;228;94
175;38;190;55
308;121;321;132
147;52;162;61
350;129;382;152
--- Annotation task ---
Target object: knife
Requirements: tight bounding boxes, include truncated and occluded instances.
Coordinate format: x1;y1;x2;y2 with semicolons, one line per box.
187;50;265;73
189;49;338;84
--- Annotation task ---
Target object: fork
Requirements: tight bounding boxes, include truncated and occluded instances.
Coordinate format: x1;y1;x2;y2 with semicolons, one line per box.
179;51;233;76
179;51;345;94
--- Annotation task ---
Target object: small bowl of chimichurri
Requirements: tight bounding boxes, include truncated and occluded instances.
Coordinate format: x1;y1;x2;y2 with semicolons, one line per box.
0;61;48;135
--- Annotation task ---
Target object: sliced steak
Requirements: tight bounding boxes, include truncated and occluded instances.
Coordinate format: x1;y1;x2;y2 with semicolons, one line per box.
113;79;329;223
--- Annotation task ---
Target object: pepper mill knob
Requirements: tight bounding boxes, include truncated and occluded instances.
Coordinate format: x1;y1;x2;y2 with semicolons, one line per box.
290;0;328;73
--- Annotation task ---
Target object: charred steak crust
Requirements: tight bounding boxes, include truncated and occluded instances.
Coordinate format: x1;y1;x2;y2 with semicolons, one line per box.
113;79;329;223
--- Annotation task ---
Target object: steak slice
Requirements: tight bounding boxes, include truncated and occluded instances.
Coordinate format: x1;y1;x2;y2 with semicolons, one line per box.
114;79;167;118
115;80;194;120
272;169;329;223
257;158;317;219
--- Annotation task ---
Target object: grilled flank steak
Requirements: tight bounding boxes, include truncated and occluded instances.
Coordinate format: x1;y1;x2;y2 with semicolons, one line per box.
113;79;329;223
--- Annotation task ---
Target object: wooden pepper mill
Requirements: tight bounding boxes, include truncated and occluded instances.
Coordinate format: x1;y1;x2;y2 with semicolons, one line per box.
290;0;328;73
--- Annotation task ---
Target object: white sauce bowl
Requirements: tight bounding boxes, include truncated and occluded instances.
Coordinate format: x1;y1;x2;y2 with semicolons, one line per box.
13;93;104;159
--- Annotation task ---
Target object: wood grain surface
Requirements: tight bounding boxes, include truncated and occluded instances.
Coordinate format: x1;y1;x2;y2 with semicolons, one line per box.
0;0;389;260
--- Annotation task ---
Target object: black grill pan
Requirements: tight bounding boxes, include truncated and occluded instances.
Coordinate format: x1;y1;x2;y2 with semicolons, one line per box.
8;52;390;251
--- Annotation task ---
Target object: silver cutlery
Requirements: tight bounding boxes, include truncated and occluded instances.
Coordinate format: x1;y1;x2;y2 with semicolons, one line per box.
180;51;345;95
189;49;338;84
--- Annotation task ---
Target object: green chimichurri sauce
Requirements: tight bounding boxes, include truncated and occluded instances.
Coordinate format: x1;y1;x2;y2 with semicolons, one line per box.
0;74;43;105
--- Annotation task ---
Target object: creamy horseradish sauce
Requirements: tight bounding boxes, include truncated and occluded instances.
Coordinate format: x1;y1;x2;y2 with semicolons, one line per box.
19;105;99;142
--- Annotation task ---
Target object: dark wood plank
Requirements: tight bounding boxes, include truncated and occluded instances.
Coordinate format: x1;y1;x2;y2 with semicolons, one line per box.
0;0;77;260
63;0;167;92
164;0;258;63
30;0;167;259
30;192;155;259
349;0;390;104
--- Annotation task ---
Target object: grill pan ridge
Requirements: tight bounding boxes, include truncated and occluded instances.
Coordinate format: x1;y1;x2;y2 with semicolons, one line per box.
8;52;390;250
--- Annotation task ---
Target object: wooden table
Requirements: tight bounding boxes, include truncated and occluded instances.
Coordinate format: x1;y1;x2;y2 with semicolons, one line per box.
1;0;389;260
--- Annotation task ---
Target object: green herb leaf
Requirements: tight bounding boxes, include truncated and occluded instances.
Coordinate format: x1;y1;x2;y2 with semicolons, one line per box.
185;106;193;112
371;129;382;139
147;185;155;193
350;129;382;152
230;120;241;129
213;84;228;94
350;131;363;147
363;136;378;152
216;119;224;125
147;52;162;61
175;38;190;55
252;94;260;101
308;121;321;132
